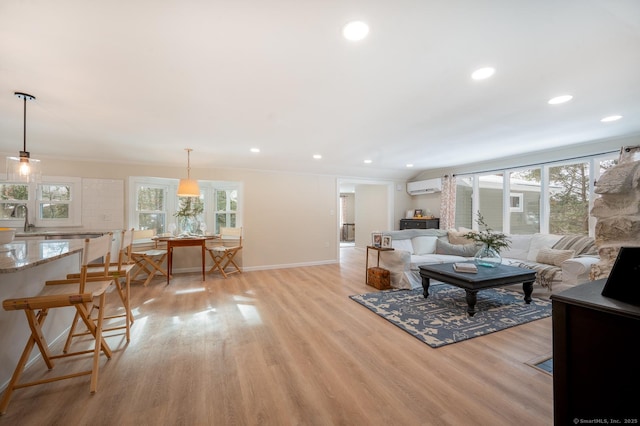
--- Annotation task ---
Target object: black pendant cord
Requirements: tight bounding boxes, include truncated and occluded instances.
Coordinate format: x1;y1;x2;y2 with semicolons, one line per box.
22;95;27;152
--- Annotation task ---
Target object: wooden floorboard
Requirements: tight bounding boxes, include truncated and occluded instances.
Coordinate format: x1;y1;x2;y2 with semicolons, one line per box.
0;247;553;425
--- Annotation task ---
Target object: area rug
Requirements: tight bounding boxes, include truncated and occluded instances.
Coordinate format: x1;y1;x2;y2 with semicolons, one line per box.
349;285;552;348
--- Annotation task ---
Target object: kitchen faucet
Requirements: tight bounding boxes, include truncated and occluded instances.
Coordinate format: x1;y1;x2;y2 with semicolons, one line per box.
14;204;32;232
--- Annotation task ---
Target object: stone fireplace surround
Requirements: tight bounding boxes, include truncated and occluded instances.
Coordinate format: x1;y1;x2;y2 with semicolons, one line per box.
590;145;640;280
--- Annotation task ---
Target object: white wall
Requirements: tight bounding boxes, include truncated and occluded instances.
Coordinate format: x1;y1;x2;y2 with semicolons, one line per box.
354;184;390;248
9;158;346;270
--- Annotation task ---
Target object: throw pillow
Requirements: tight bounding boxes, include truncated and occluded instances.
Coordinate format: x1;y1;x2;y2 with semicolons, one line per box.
536;247;575;267
411;236;438;255
436;239;479;257
391;238;414;254
447;227;475;245
526;233;563;262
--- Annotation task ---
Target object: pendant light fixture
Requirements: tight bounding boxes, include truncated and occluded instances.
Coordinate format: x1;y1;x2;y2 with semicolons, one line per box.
177;148;200;197
7;92;41;182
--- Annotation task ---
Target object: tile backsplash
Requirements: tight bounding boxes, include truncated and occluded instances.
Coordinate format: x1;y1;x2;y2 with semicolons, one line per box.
82;178;124;230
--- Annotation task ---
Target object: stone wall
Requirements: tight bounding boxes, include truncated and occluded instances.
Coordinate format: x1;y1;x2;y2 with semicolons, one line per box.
590;145;640;280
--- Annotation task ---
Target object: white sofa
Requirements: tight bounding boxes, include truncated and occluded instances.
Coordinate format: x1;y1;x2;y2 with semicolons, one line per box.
377;229;599;293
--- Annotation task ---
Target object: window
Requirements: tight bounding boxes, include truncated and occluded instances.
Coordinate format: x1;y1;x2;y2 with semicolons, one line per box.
0;183;29;221
509;169;541;234
548;161;590;235
509;193;523;212
455;176;474;229
478;173;504;232
129;177;242;235
454;151;618;237
215;188;238;231
135;183;168;234
0;177;81;228
35;177;82;227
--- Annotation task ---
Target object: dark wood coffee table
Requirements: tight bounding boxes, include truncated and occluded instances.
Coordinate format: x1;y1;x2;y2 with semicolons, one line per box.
419;263;537;316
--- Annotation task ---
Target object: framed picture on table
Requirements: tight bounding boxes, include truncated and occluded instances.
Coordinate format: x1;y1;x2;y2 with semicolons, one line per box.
371;232;382;247
382;236;392;248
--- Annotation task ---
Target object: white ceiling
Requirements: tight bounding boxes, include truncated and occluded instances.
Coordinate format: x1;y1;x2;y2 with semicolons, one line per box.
1;0;639;180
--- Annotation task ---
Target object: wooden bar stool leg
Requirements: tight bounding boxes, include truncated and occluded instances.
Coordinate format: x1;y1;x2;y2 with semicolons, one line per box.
90;292;107;393
0;309;52;415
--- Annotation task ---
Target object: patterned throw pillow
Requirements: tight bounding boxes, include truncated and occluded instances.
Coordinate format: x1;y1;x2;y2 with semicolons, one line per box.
536;247;575;266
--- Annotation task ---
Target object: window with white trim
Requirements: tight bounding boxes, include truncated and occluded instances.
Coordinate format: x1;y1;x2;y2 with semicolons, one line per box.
129;177;242;235
0;177;82;228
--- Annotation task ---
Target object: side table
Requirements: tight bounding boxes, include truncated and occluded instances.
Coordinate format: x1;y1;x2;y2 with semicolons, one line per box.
365;246;394;287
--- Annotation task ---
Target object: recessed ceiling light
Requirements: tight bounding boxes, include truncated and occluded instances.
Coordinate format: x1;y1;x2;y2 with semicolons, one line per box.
343;21;369;41
601;115;623;123
313;154;322;159
250;148;260;153
406;164;414;168
548;95;573;105
363;159;372;164
471;67;495;80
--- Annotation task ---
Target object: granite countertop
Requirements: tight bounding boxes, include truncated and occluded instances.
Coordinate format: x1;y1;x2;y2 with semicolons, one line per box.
0;239;84;273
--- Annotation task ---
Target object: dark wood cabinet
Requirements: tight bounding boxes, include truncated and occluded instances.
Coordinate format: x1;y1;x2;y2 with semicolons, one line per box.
551;279;640;424
399;218;440;230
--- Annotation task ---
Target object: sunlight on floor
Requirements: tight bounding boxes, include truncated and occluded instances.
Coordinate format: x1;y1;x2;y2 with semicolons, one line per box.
237;304;262;325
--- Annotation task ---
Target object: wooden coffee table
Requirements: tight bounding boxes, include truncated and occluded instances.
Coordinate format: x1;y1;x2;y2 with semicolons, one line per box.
419;263;537;316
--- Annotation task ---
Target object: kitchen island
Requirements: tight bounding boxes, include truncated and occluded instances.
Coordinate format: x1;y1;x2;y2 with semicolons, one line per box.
0;239;84;388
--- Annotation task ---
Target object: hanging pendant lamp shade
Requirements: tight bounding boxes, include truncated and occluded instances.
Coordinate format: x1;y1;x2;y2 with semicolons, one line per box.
177;148;200;197
7;92;41;182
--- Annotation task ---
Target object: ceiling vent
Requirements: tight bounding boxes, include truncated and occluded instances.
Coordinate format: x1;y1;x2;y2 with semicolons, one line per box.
407;178;442;195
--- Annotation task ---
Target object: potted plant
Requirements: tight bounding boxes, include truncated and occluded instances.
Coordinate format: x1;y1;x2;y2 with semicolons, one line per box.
463;212;511;267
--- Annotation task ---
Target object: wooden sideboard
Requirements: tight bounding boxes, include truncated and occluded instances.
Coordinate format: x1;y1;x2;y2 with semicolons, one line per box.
551;279;640;423
399;218;440;230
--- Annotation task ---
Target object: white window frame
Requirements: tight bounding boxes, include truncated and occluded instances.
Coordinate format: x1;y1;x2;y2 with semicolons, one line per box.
35;176;82;227
128;177;242;234
509;193;524;213
459;151;619;237
0;176;82;228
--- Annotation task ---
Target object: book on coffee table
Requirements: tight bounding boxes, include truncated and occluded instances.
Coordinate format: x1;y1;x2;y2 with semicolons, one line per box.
453;262;478;273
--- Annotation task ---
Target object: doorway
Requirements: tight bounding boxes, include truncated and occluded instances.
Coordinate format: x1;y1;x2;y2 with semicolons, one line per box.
337;179;394;249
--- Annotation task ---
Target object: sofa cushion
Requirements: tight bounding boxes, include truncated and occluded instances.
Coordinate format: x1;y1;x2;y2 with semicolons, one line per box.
552;235;597;256
411;236;438;255
447;227;475;245
526;233;563;262
536;247;575;267
500;234;532;261
391;238;414;253
436;239;478;257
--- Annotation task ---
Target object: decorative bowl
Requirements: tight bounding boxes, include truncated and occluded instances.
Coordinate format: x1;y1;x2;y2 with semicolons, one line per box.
0;228;16;244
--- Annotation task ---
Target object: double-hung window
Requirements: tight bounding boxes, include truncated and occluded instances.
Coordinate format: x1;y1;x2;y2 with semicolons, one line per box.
0;177;82;228
129;177;242;235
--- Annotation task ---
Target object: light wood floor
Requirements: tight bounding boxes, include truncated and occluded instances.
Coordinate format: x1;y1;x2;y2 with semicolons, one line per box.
0;247;553;425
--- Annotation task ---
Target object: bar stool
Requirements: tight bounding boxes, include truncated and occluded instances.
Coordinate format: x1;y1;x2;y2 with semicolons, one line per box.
65;228;136;343
0;233;115;415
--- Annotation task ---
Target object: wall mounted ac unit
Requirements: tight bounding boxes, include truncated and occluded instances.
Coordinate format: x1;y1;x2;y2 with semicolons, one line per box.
407;178;442;195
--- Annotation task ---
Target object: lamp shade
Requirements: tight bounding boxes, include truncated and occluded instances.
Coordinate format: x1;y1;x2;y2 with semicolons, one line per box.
177;178;200;197
6;155;41;182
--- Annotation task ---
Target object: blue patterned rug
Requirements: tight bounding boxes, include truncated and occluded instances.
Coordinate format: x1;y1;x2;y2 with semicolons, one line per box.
350;285;552;348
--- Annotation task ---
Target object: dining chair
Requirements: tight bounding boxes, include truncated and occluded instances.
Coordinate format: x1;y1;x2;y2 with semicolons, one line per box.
65;228;135;343
130;229;168;286
0;233;115;415
206;227;243;278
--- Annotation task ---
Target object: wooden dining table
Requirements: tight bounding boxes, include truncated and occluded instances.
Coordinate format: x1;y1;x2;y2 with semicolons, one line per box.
155;235;218;284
